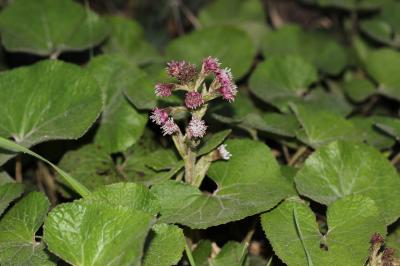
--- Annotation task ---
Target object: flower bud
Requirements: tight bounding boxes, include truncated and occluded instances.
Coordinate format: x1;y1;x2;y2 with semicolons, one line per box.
185;91;204;109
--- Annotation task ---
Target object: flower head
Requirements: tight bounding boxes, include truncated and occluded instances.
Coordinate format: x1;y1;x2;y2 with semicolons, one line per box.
150;108;169;125
188;117;207;138
161;118;179;136
155;83;174;97
202;56;220;73
185;91;204;109
166;60;197;82
217;144;232;160
216;68;237;102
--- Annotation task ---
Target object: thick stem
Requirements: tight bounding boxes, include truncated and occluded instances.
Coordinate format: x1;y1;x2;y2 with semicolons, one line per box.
184;145;196;184
15;155;22;183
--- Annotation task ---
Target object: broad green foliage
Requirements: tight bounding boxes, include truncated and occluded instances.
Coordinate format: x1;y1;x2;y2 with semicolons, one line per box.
198;0;269;48
351;116;395;149
295;141;400;224
343;77;376;102
210;241;248;266
102;16;160;65
0;0;108;56
261;25;349;75
143;224;185;266
0;60;102;164
290;104;361;148
192;240;212;266
364;49;400;100
86;55;147;153
376;118;400;140
0;182;23;216
165;26;256;79
44;200;154;266
249;55;318;111
198;129;231;156
151;139;294;228
261;195;386;266
0;192;53;266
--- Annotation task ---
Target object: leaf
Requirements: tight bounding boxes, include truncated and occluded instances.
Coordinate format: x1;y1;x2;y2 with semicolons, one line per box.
210;241;248;266
102;15;160;65
249;56;318;111
261;195;386;266
145;149;180;171
343;78;376;102
193;240;212;266
151;139;294;229
0;182;23;216
376;118;400;140
44;200;154;266
87;55;147;153
165;26;256;79
0;192;53;266
351;116;395;149
0;60;102;164
290;103;361;148
0;136;91;198
143;224;185;266
295;141;400;224
56;144;120;195
364;48;400;101
261;25;349;75
198;129;231;156
0;0;108;56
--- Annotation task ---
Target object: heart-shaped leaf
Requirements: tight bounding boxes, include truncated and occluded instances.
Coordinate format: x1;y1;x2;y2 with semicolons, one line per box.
0;192;53;265
165;26;256;79
0;182;23;216
0;0;108;56
0;60;102;164
295;141;400;224
44;200;154;266
151;139;294;229
261;195;386;266
87;55;147;153
249;56;318;111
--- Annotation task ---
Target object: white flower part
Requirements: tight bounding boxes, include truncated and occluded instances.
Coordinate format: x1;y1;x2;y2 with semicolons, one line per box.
161;118;179;136
217;144;231;160
188;117;207;138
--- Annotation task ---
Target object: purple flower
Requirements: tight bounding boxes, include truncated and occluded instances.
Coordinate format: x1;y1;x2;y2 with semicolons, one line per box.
155;83;174;97
185;91;204;109
166;60;197;82
161;118;179;136
216;68;237;102
202;56;220;73
188;117;207;138
150;108;169;125
217;144;232;160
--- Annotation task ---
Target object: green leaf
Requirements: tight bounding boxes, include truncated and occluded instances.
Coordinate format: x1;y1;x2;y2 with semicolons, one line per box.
351;116;395;149
261;25;349;75
210;241;248;266
261;195;386;266
44;200;154;266
249;56;318;111
295;141;400;224
87;55;147;153
198;129;231;156
151;139;294;229
145;149;180;171
123;67;157;110
376;118;400;140
0;192;53;266
0;0;108;56
143;224;185;266
0;136;91;198
0;60;102;164
56;144;120;195
364;48;400;101
0;182;23;216
102;15;159;65
343;78;376;102
165;26;256;79
193;240;212;266
290;103;361;148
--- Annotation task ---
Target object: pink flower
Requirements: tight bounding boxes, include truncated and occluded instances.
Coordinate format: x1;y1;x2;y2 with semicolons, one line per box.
188;117;207;138
166;60;197;82
155;83;174;97
161;118;179;136
202;56;220;73
150;108;169;125
216;68;237;102
185;91;204;109
217;144;232;160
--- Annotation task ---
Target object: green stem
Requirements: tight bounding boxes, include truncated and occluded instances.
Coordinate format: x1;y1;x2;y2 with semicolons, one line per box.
184;145;196;184
185;240;196;266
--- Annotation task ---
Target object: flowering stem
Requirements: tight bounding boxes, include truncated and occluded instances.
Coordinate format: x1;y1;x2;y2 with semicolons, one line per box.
184;144;196;184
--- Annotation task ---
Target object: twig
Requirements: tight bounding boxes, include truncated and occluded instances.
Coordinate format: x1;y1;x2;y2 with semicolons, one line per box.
391;152;400;166
288;146;308;166
181;3;201;29
15;155;22;183
37;161;57;206
282;144;290;163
